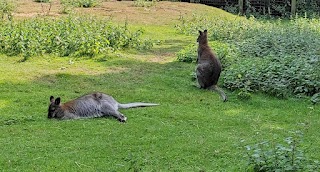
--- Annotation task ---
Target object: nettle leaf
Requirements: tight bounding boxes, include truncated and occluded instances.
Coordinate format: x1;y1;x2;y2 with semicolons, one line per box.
244;132;320;171
0;16;153;59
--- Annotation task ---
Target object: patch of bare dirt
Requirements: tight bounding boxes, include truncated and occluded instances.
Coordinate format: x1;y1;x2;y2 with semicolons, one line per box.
13;0;201;25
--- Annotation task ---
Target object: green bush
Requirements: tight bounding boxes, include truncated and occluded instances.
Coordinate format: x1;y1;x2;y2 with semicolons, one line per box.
223;55;320;98
60;0;74;14
176;44;196;63
245;133;320;171
33;0;51;2
73;0;101;8
0;0;15;21
237;91;252;101
60;0;101;9
133;0;156;8
0;16;153;60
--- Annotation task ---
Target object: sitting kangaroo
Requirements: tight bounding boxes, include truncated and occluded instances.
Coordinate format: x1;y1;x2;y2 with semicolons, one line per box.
48;92;159;122
196;29;227;102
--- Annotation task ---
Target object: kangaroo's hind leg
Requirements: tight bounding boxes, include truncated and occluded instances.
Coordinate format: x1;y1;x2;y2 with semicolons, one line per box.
100;104;127;122
111;110;127;122
103;109;127;122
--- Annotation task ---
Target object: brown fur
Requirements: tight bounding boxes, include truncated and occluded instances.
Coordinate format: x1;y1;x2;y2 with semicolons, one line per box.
196;30;227;102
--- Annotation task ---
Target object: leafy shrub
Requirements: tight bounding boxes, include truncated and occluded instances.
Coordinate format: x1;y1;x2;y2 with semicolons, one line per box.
33;0;51;2
73;0;101;8
79;0;100;8
311;93;320;104
133;0;156;8
0;0;15;21
0;16;153;60
176;44;196;63
176;14;320;99
60;0;75;14
60;0;101;8
223;55;320;98
245;133;320;171
237;91;252;101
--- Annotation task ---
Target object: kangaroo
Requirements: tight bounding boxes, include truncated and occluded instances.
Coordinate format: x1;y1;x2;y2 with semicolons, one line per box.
48;92;159;122
196;29;227;102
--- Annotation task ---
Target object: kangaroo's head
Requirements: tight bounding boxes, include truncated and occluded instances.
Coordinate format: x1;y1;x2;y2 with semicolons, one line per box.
48;96;61;119
197;29;208;45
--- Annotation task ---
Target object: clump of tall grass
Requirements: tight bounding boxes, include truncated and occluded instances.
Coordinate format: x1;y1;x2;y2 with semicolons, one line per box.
60;0;102;8
133;0;156;8
0;0;16;21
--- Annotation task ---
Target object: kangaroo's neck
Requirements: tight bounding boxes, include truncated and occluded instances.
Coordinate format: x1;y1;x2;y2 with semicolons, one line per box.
198;41;215;62
198;38;211;52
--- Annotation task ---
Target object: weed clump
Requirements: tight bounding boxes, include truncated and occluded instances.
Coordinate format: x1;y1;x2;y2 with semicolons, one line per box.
0;16;153;60
244;132;320;171
0;0;15;21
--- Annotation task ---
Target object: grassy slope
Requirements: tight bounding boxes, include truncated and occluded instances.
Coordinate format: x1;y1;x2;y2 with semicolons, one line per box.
1;1;320;171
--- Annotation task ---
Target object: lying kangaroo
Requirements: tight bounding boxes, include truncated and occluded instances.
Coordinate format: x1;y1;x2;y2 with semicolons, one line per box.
48;92;159;122
196;29;227;102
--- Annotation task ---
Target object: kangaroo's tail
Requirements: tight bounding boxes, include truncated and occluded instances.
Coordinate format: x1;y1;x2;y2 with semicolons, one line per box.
210;85;228;102
118;103;159;109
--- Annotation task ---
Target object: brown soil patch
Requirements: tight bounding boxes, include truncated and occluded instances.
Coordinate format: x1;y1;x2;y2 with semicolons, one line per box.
14;0;203;25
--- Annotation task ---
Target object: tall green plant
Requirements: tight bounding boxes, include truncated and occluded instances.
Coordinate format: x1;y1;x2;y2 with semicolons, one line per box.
245;132;320;171
74;0;102;8
0;0;15;21
133;0;156;8
33;0;51;2
60;0;75;14
60;0;102;9
0;16;153;60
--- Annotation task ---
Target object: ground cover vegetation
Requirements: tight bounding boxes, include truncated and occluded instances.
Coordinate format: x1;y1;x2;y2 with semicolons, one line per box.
0;0;15;20
0;16;152;61
245;131;320;171
60;0;102;8
0;1;319;171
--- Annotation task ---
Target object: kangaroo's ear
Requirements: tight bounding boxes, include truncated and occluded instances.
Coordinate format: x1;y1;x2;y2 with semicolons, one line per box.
204;29;207;33
50;96;54;103
198;30;202;35
55;97;61;105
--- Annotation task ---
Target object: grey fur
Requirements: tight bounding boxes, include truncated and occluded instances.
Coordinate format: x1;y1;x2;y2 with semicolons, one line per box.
48;92;158;122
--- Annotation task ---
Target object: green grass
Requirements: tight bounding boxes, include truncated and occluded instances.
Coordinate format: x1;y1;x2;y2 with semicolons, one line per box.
0;2;320;171
1;55;319;171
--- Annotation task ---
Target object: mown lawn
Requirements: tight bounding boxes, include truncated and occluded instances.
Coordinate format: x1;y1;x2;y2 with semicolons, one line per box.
0;1;319;171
